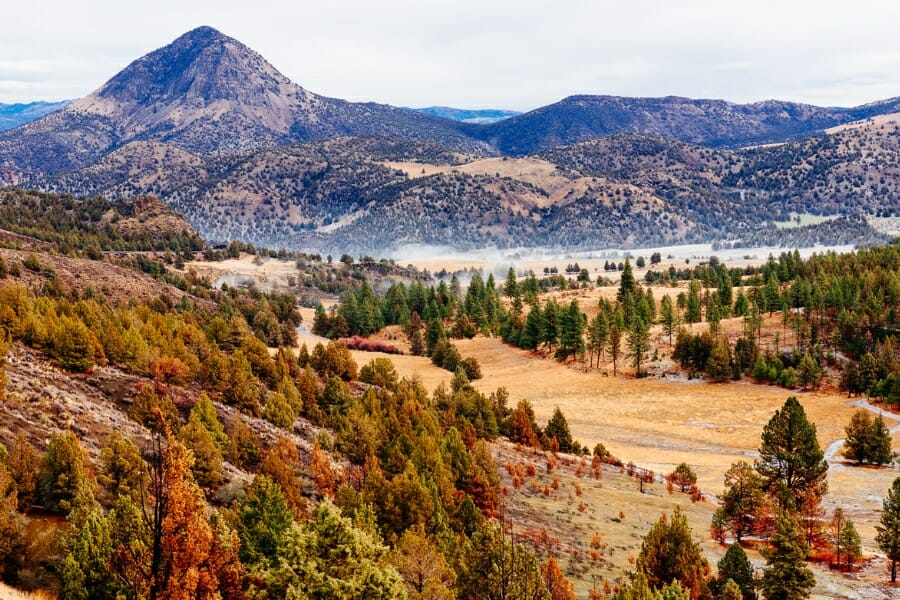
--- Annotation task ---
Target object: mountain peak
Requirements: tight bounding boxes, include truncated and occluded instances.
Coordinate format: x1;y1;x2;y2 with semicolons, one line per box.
177;25;227;43
94;25;291;107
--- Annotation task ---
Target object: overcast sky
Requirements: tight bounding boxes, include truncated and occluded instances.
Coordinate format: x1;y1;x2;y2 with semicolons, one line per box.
4;0;900;110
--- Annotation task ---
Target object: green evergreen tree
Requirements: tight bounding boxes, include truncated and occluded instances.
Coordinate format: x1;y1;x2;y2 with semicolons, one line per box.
636;506;712;599
457;522;551;600
55;315;95;371
191;393;229;453
756;397;827;510
556;300;585;361
238;475;294;569
60;512;123;600
627;315;651;377
759;512;814;600
706;297;721;336
521;304;544;350
661;295;677;347
618;259;636;304
844;410;893;466
270;499;406;599
545;408;575;453
706;336;732;383
686;280;702;325
503;267;519;298
876;476;900;582
797;354;819;390
98;432;145;505
178;411;224;488
541;298;561;352
608;308;625;376
716;543;756;600
38;431;91;515
721;461;765;543
733;290;749;318
838;518;861;571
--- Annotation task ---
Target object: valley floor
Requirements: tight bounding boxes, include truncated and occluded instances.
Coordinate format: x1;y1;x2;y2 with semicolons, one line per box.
297;327;900;599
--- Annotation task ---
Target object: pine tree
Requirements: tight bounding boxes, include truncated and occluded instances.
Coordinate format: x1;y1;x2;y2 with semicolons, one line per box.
60;512;123;600
545;408;575;454
721;461;765;543
661;295;677;347
669;463;698;493
838;518;861;571
719;580;743;600
587;306;611;368
191;393;229;453
876;476;900;582
716;543;756;600
756;397;827;511
686;280;702;325
759;512;815;600
264;391;297;430
9;433;39;512
705;335;732;382
38;431;91;515
521;304;544;351
636;506;711;599
98;431;145;506
845;410;894;465
627;315;651;377
556;300;585;362
706;297;721;336
608;307;625;376
457;522;550;600
54;315;95;371
390;525;456;600
237;475;294;569
270;499;406;599
179;411;224;488
504;267;519;298
618;259;636;304
796;353;818;390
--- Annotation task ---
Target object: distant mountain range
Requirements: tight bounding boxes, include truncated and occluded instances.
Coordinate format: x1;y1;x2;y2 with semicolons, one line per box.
0;101;70;131
410;107;521;124
1;26;898;253
464;95;900;155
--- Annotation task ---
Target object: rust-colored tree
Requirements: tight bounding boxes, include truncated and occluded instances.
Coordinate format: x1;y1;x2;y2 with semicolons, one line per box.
113;431;242;600
309;439;337;499
259;436;306;516
540;556;577;600
149;357;189;386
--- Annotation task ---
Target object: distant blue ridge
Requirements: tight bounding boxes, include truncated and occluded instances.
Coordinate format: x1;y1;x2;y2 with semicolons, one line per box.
409;106;521;124
0;100;72;131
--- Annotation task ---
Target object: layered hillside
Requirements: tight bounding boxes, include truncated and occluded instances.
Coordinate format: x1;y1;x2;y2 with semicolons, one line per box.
0;26;898;253
24;123;896;254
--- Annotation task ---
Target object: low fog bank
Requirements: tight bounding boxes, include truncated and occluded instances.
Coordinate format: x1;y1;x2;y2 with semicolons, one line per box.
387;242;857;278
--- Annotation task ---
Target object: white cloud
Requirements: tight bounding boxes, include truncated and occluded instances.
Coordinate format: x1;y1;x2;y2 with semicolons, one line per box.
2;0;900;109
